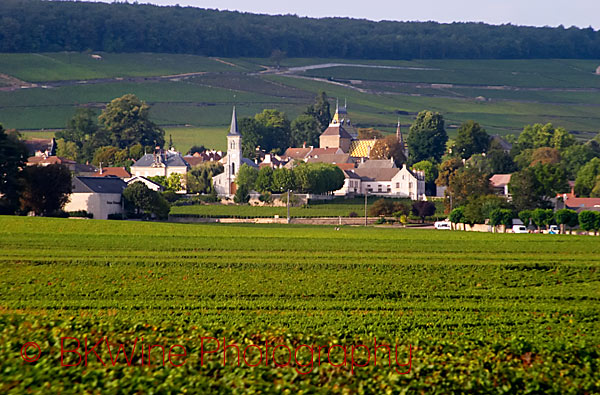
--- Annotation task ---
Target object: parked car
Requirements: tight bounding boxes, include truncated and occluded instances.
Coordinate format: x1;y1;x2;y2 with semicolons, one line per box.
434;221;451;230
512;225;528;233
548;225;559;234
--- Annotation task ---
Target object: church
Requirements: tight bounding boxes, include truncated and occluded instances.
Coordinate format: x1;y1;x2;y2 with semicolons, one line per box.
213;107;258;196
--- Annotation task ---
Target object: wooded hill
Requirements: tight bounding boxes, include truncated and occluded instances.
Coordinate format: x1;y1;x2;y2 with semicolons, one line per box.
1;0;599;59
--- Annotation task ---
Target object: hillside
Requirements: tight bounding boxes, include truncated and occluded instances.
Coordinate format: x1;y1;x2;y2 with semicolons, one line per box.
2;52;600;153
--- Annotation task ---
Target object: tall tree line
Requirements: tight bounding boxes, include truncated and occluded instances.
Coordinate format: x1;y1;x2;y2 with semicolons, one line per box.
1;0;599;59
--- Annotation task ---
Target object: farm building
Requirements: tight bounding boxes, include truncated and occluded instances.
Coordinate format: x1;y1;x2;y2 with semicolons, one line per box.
64;177;126;219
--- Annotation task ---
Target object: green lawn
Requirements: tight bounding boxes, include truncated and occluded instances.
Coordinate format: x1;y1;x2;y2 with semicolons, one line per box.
0;216;598;393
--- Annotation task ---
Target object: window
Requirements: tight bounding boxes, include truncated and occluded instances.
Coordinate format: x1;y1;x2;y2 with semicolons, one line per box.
396;182;399;188
378;185;382;191
387;186;391;192
232;163;235;175
409;182;413;188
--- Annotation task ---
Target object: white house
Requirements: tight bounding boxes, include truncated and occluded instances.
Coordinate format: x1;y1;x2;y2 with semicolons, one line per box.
348;164;425;200
64;177;126;219
130;148;189;178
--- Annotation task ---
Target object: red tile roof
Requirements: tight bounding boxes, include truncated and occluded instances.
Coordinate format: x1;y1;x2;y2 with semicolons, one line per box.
27;156;75;166
91;167;131;178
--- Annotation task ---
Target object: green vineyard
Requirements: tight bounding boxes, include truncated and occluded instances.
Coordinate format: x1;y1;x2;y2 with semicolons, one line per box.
0;216;598;393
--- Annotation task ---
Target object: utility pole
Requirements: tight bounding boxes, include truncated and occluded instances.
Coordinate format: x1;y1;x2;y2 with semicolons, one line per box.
364;191;368;226
287;189;290;224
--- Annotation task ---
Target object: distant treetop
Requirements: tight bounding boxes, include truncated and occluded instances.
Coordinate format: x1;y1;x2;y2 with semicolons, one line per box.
1;0;599;59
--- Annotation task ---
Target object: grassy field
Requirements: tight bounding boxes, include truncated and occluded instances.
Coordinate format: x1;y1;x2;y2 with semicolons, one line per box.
1;53;600;142
0;216;598;393
169;197;443;218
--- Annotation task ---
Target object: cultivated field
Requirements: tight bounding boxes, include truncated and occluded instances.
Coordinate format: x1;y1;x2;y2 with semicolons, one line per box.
1;53;600;143
0;216;598;393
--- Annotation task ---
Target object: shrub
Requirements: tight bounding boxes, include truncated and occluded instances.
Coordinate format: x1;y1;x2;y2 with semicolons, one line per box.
67;210;93;218
348;211;358;217
108;213;124;220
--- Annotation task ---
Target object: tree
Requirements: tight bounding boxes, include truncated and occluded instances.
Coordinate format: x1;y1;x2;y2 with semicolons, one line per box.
449;206;465;227
291;114;321;148
529;147;561;166
555;208;579;233
234;184;250;204
56;108;100;162
412;160;437;196
148;174;182;192
578;211;600;235
370;135;407;167
56;138;80;162
407;110;448;164
447;167;491;208
123;181;169;219
98;94;165;149
454;120;490;159
509;164;568;211
518;210;533;228
513;123;574;156
463;194;507;225
369;199;407;217
19;164;72;216
187;145;206;155
358;128;384;140
531;208;554;231
575;158;600;197
254;109;291;154
235;164;258;192
293;162;344;194
270;49;286;69
591;175;600;197
186;162;223;194
435;157;463;187
254;167;274;193
561;143;599;179
0;125;27;214
411;201;436;223
305;92;331;132
272;168;295;192
239;118;264;159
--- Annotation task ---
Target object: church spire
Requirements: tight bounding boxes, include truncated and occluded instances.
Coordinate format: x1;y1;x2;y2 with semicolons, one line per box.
228;106;240;136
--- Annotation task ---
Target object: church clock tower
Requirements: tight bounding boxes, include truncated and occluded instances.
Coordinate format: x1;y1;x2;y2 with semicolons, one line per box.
226;106;242;194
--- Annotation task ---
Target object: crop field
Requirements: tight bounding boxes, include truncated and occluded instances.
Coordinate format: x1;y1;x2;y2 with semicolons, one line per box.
0;216;598;393
169;197;442;218
1;53;600;143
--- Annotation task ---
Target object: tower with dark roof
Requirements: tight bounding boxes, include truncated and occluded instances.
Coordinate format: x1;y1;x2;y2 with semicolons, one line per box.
226;106;242;191
396;119;408;158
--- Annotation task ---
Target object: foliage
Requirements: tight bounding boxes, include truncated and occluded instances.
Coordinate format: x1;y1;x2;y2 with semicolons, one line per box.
19;164;72;216
254;167;274;193
529;147;561;166
514;123;575;155
233;184;250;204
518;210;533;228
488;208;514;230
235;164;259;192
0;125;27;214
293;162;345;195
531;208;555;230
411;201;436;223
411;160;437;195
186;162;223;194
254;109;291;154
447;166;491;208
303;91;331;133
435;157;463;187
369;135;406;166
407;110;447;164
147;173;183;193
561;143;600;179
272;168;295;192
574;158;600;197
55;108;101;162
290;114;321;148
578;210;600;232
555;208;579;232
357;128;384;140
187;145;206;155
449;206;465;224
123;181;169;219
98;94;165;149
509;164;568;211
454;120;490;159
463;194;508;225
368;198;407;217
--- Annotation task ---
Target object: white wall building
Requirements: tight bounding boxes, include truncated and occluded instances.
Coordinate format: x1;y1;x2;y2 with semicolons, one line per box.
64;177;126;219
130;148;189;178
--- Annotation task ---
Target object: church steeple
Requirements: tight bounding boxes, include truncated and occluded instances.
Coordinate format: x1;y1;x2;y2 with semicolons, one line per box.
228;106;240;136
397;119;408;158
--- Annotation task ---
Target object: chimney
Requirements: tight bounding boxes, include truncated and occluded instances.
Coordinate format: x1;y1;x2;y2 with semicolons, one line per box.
303;142;306;148
99;162;103;175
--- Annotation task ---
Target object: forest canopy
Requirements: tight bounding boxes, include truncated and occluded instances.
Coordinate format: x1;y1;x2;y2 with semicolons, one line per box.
0;0;599;59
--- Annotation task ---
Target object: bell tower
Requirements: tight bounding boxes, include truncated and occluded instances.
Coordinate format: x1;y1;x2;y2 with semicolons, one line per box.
226;106;242;193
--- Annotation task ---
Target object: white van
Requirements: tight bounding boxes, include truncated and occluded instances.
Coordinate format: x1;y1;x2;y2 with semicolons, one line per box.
434;221;452;230
512;225;528;233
